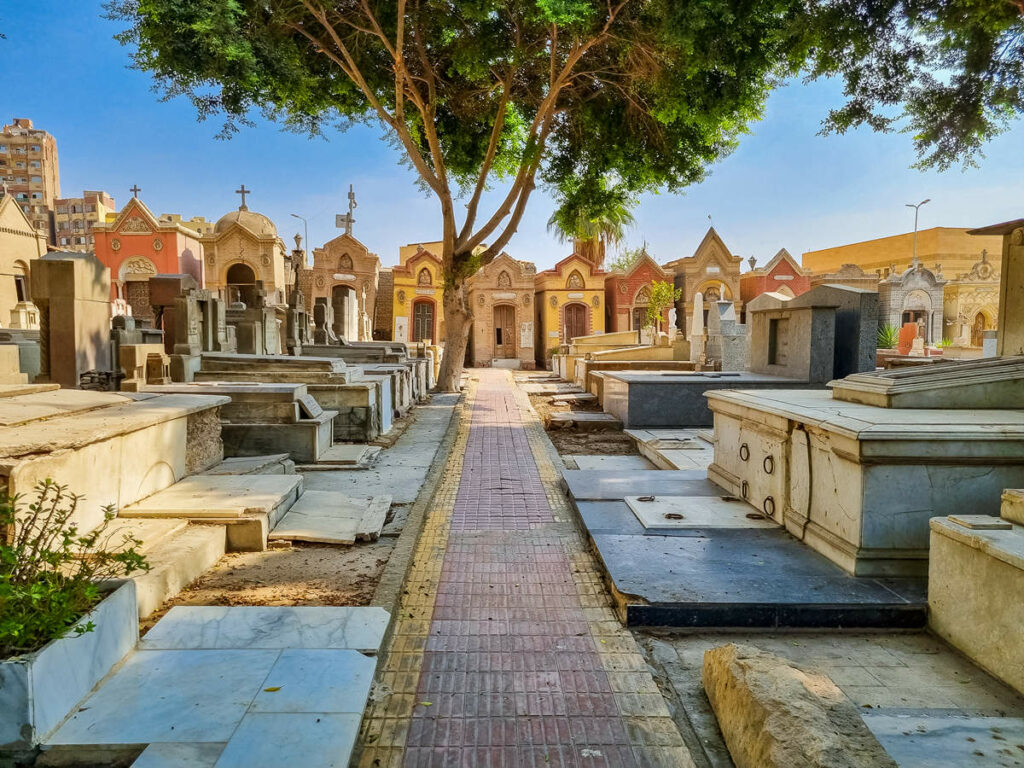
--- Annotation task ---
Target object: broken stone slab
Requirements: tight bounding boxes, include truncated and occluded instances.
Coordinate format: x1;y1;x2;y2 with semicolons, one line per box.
83;518;188;556
296;444;382;471
521;382;583;394
547;411;623;431
203;454;295;476
269;491;390;545
549;392;598;403
702;643;897;768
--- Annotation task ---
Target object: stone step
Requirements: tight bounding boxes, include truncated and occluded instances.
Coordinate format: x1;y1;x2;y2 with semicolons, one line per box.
295;444;381;470
85;518;188;557
202;454;295;476
132;525;227;619
1002;489;1024;525
269;491;391;545
549;392;597;403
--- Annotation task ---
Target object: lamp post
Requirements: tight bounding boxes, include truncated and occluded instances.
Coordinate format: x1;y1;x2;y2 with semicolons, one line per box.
905;198;930;269
290;213;309;266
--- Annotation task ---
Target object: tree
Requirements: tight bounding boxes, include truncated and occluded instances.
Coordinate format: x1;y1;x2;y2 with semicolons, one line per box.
607;243;649;274
546;180;635;267
106;0;1024;390
106;0;807;390
644;280;682;331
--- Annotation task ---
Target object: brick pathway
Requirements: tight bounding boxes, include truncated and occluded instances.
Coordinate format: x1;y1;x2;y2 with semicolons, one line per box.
358;370;693;767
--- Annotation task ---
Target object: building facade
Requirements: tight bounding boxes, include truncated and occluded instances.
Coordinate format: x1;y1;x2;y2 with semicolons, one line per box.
0;118;60;242
92;197;205;321
200;202;292;307
603;250;673;332
466;253;536;368
663;227;742;335
54;190;117;252
534;252;607;363
944;250;1000;347
802;227;1003;281
740;248;810;303
808;263;881;292
302;232;381;341
0;194;47;328
878;263;947;343
391;243;444;343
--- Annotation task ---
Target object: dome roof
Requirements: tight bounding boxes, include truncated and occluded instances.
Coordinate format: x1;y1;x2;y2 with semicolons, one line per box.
214;206;277;237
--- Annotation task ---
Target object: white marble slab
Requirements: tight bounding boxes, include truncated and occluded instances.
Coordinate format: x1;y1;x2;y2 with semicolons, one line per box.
213;713;361;768
48;649;280;744
571;455;656;471
250;650;374;714
131;742;226;767
139;606;389;654
625;495;779;529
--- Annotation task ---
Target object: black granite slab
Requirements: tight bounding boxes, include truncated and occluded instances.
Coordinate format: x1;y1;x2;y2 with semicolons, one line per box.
587;527;926;629
562;469;720;501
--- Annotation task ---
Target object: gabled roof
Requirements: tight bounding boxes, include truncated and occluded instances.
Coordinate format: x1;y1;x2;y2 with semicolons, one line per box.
748;248;804;277
393;243;443;275
663;227;741;269
614;250;669;280
479;251;536;279
0;193;39;235
538;251;606;277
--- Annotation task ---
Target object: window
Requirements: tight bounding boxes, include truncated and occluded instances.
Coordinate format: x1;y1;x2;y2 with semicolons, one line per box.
15;147;25;154
15;162;25;169
15;176;26;183
14;275;27;303
30;192;41;200
29;161;40;168
77;237;85;244
0;145;6;152
30;176;41;183
30;145;40;152
86;204;95;212
60;237;68;245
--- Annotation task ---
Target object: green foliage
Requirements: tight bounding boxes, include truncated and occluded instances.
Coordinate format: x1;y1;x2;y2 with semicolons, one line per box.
0;480;150;658
877;324;900;350
644;280;683;330
608;245;648;274
938;338;954;348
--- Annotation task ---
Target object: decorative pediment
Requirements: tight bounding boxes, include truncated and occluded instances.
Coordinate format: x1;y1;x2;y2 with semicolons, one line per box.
497;270;512;288
566;270;584;290
634;284;651;304
417;267;433;285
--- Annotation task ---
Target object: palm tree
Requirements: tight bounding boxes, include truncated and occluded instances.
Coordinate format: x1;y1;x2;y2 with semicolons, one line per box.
547;183;636;269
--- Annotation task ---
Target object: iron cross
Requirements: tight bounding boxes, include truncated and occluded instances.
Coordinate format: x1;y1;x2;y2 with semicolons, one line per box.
130;184;142;198
236;184;251;209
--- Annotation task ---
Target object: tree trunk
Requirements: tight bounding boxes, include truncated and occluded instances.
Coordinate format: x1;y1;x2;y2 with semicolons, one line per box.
436;277;472;392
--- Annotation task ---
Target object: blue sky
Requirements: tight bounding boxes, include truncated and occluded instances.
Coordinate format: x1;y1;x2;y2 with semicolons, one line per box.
2;2;1021;270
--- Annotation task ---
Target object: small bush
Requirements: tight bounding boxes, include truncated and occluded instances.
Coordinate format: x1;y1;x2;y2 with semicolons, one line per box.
877;324;900;350
0;480;149;658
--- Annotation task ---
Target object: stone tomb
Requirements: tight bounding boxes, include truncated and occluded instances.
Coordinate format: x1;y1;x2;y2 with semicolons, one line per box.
602;284;878;428
195;353;383;442
149;274;237;382
144;382;338;463
707;356;1024;576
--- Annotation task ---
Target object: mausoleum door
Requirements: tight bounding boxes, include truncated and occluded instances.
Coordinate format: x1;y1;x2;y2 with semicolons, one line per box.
631;306;647;331
493;304;516;359
413;300;435;343
564;303;587;343
972;313;987;347
226;263;258;306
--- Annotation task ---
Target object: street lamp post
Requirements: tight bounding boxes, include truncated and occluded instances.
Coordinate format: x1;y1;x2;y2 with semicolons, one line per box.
905;198;931;269
290;213;309;266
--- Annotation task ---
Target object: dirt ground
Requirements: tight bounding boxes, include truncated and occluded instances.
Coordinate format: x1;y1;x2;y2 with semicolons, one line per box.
141;538;394;633
526;391;639;456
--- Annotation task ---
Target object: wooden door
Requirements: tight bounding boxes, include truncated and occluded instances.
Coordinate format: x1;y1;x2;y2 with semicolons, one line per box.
413;301;434;342
972;313;986;346
493;304;516;358
631;306;647;331
564;303;587;342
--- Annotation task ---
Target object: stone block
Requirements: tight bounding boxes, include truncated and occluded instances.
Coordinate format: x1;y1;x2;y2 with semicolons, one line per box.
702;643;897;768
0;344;27;384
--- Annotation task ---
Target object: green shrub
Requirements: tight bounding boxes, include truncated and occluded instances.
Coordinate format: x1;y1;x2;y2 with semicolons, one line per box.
877;324;900;350
938;338;954;348
0;480;149;658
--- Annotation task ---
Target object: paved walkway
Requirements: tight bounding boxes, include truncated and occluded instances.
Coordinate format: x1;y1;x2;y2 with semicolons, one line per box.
358;370;693;767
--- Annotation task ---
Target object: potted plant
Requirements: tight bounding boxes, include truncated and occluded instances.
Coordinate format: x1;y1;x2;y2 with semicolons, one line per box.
0;480;149;753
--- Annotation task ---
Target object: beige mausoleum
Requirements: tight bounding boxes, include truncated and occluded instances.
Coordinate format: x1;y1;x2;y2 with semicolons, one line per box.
663;227;742;335
0;193;47;328
466;253;536;369
302;232;380;341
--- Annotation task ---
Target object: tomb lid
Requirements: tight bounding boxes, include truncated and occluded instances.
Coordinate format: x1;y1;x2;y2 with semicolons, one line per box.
829;355;1024;409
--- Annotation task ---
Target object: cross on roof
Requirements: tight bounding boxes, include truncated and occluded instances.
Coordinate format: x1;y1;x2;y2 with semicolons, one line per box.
130;184;142;198
335;184;357;236
0;177;9;196
236;184;250;210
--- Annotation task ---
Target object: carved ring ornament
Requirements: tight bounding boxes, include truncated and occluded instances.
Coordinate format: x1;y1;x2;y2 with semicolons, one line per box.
152;238;163;251
591;295;601;308
111;238;121;251
397;289;406;304
549;296;558;308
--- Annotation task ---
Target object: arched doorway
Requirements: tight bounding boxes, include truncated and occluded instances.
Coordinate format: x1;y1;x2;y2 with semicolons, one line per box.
412;299;435;342
331;284;358;340
631;285;651;331
972;312;988;347
226;262;258;306
493;304;516;359
564;303;587;343
901;290;932;342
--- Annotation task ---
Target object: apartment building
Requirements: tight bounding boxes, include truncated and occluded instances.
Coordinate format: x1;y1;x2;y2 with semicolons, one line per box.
54;190;117;251
0;118;61;242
